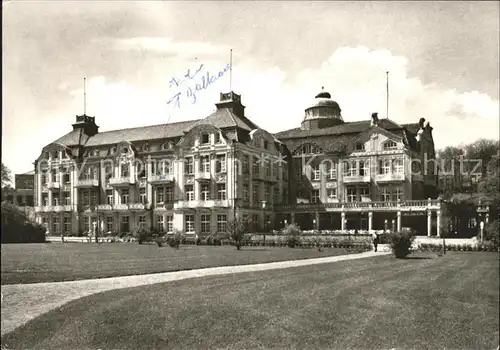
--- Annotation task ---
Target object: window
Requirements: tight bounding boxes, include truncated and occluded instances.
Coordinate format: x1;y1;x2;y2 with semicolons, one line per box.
359;160;370;176
201;183;210;200
105;164;112;182
139;188;146;204
393;159;404;174
273;187;279;204
327;188;337;199
252;183;259;203
252;214;259;231
264;140;269;150
63;169;70;183
82;191;90;206
242;155;249;174
217;183;226;200
264;185;270;203
165;187;173;202
243;184;249;201
166;215;173;232
384;140;397;150
122;147;129;154
185;185;194;201
379;159;391;175
52;217;60;233
42;193;49;206
326;162;337;180
143;143;149;151
200;156;210;172
63;192;71;205
311;189;320;203
380;187;391;202
138;215;146;228
41;174;47;184
216;155;226;173
217;214;227;233
156;215;165;233
252;156;260;175
121;189;129;204
311;165;320;180
185;214;195;232
157;160;171;175
106;190;114;205
121;163;130;177
215;133;221;144
201;214;211;234
84;217;90;232
63;217;71;233
91;191;97;206
355;143;365;151
359;186;370;200
201;133;210;144
283;189;289;204
156;186;164;204
468;217;477;229
347;187;356;202
392;187;404;201
295;143;322;155
120;216;130;233
184;157;194;174
106;216;114;232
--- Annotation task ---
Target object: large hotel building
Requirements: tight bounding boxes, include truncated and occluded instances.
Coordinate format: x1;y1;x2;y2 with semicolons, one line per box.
34;90;441;237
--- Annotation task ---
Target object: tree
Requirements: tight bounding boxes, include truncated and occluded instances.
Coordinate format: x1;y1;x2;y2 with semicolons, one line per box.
478;153;499;206
226;218;250;250
464;139;499;176
2;163;12;187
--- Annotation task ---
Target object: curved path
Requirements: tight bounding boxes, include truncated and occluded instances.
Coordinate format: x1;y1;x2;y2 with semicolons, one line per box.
1;250;388;336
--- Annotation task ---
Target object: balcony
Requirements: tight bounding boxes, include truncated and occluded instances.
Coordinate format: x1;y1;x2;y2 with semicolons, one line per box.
75;179;99;188
195;171;211;181
376;173;405;183
275;199;441;213
342;174;371;184
174;199;230;209
113;203;129;210
97;204;113;212
52;205;74;212
46;181;60;189
129;203;147;211
109;177;133;186
149;174;174;184
35;206;51;213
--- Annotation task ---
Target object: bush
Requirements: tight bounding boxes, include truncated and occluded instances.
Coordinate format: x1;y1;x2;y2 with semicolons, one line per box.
283;224;301;248
1;202;46;243
388;231;415;258
134;227;151;244
484;219;499;250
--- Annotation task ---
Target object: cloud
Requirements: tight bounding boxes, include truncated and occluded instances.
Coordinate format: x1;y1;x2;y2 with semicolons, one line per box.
60;46;499;155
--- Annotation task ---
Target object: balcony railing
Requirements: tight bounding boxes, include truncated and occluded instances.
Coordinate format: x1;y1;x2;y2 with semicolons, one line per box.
275;199;441;212
375;173;405;182
35;205;74;212
342;174;371;183
113;203;129;210
194;171;211;181
129;203;147;210
149;174;174;184
109;177;133;186
46;181;60;189
174;199;230;209
75;179;99;188
97;204;113;211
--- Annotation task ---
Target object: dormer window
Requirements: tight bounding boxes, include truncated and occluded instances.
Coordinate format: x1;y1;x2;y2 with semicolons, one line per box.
122;147;128;154
215;133;221;144
162;142;173;150
111;146;117;155
201;133;210;144
384;141;397;150
355;143;365;151
264;140;269;150
143;143;149;151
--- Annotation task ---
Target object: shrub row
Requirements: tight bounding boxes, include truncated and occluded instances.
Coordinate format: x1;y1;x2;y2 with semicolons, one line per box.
418;242;498;252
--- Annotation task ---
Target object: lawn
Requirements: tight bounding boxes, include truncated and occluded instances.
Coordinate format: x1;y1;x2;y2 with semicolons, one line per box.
1;243;358;284
2;252;498;349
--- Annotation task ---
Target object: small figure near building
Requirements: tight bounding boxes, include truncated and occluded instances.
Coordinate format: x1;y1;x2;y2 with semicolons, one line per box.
372;231;379;252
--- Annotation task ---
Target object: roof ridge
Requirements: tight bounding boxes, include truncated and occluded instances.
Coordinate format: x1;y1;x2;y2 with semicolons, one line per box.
95;118;201;136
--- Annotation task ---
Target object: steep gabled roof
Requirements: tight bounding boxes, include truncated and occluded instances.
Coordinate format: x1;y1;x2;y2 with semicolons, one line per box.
84;119;198;147
53;129;89;147
184;109;258;133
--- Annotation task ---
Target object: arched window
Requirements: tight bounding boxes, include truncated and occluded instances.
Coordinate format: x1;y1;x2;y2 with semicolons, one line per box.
383;140;397;150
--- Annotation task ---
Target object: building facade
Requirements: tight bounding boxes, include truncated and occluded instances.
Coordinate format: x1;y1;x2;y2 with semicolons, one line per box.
34;90;441;237
2;171;35;206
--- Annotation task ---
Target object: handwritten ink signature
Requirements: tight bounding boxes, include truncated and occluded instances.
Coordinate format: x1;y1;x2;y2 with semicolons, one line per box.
167;63;230;109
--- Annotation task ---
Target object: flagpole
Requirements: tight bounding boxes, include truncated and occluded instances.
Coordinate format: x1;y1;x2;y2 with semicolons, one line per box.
84;77;87;115
386;71;389;119
230;49;233;92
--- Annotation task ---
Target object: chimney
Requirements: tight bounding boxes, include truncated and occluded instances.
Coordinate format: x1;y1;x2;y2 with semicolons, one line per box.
371;112;379;126
418;117;426;129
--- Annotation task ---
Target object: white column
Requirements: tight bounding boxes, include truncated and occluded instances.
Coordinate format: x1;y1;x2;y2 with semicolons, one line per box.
147;159;153;207
436;210;441;237
341;212;346;231
427;210;432;237
368;212;373;232
37;171;42;206
397;211;402;232
227;152;234;205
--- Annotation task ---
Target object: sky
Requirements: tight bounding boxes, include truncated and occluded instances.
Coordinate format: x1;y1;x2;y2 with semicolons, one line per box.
2;1;499;175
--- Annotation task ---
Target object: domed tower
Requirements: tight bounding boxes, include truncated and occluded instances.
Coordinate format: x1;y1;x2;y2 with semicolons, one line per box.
301;88;343;130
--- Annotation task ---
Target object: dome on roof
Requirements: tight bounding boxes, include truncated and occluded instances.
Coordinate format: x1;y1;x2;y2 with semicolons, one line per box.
301;89;343;130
